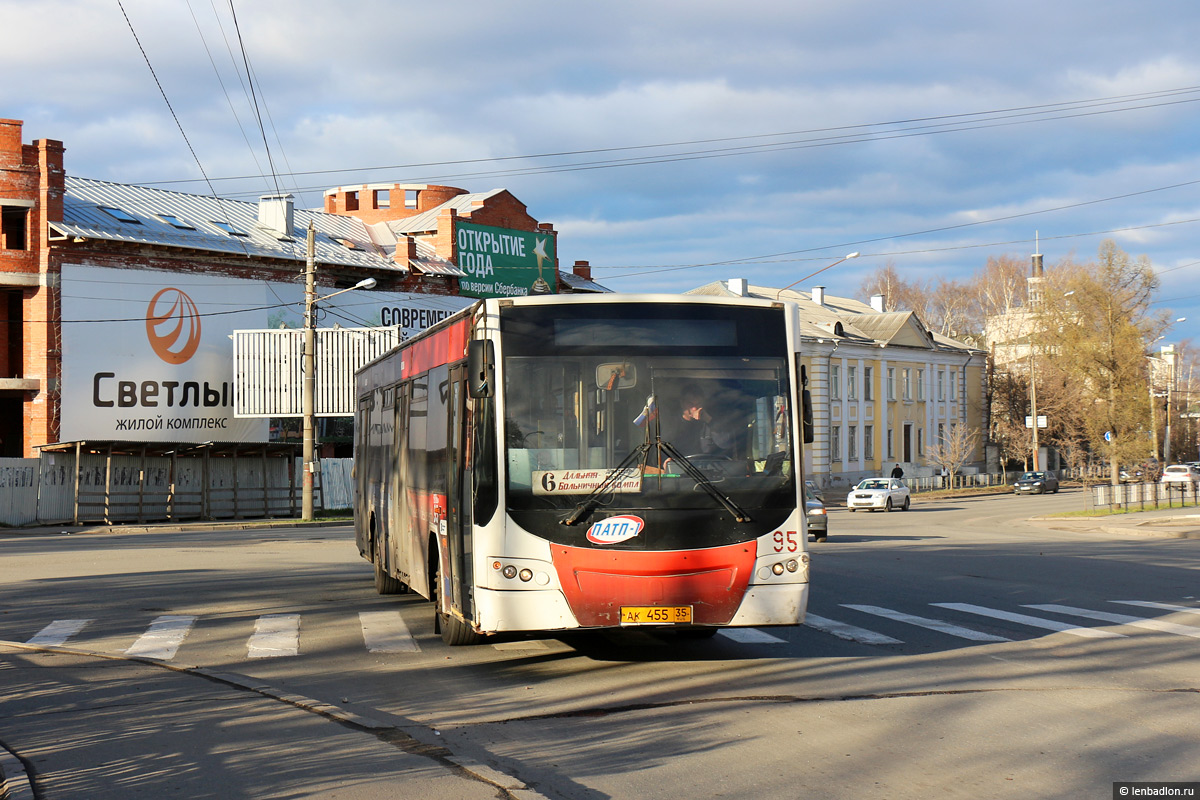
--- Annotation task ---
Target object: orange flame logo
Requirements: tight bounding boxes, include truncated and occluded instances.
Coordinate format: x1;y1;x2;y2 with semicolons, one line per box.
146;288;202;365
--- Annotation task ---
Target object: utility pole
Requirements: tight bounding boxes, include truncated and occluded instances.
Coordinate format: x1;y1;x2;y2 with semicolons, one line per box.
302;222;316;521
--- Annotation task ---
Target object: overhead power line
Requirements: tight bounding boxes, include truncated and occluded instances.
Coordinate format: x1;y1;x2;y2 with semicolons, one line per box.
141;85;1200;193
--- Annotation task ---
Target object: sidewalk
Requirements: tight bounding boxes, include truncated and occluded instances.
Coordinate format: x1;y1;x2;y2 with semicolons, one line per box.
1027;505;1200;539
0;641;544;800
0;516;350;538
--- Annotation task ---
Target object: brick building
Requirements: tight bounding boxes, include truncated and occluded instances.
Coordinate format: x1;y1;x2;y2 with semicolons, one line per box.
0;118;604;457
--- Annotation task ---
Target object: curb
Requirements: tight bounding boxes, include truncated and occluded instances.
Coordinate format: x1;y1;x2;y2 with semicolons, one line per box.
0;740;34;800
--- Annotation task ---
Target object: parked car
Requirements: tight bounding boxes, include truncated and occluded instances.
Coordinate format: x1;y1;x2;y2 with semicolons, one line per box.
1160;464;1200;489
846;477;910;512
1013;470;1059;494
805;480;824;502
806;485;828;542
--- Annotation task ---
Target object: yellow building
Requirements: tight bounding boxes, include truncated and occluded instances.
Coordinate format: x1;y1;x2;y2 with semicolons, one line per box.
688;279;987;491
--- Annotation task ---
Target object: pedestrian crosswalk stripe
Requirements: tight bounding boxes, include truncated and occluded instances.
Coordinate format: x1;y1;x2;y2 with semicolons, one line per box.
931;603;1124;639
1024;604;1200;640
804;613;903;644
492;639;552;651
1111;600;1200;616
125;615;197;659
247;613;301;658
841;604;1011;642
359;611;421;653
718;628;788;644
26;619;92;647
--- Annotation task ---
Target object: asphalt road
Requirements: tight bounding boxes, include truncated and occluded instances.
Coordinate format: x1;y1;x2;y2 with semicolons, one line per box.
2;489;1198;799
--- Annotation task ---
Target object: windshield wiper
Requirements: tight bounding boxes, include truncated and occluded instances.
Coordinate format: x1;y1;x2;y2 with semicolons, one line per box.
655;438;752;523
561;442;651;526
560;438;752;526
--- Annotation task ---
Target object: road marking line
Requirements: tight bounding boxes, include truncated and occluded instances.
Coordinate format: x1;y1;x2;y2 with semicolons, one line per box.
492;639;552;651
931;603;1124;638
803;613;903;644
27;619;92;646
248;614;301;658
841;604;1011;642
1111;600;1200;616
1024;604;1200;639
125;615;197;660
359;611;421;653
718;628;787;644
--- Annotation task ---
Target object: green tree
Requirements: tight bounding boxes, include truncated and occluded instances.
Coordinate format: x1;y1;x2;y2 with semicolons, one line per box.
1038;241;1167;484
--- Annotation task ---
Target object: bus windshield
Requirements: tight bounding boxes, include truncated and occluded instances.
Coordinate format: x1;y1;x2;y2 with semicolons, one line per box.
499;302;795;517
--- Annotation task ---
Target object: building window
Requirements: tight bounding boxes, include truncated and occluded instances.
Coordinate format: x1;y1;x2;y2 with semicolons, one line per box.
848;425;858;460
830;365;841;401
374;189;390;209
865;425;874;459
950;371;958;402
848;366;858;401
345;191;359;211
864;366;874;401
1;207;28;250
886;427;894;459
903;368;913;401
917;369;925;401
938;422;945;444
887;368;896;401
831;425;842;462
937;369;946;401
156;213;194;230
100;206;141;224
405;189;419;209
210;220;247;237
917;427;924;456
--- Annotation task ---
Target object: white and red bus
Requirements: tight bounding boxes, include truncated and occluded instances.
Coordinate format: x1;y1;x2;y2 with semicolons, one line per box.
354;293;810;644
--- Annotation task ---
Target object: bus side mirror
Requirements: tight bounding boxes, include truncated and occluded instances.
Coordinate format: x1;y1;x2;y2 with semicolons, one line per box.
468;340;494;398
799;362;813;444
802;389;814;444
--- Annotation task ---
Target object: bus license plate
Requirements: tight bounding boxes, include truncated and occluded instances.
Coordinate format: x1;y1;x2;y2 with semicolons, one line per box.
620;606;693;625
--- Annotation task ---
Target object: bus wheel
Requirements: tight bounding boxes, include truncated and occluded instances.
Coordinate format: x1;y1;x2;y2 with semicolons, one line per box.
373;538;405;595
433;558;484;646
439;610;483;646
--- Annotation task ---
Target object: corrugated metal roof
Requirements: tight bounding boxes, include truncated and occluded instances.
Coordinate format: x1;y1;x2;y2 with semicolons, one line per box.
407;237;466;276
559;270;611;293
686;279;979;352
55;177;403;271
385;189;507;235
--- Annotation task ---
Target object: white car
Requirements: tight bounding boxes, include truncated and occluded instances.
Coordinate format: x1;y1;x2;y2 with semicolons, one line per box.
847;477;911;512
1160;464;1200;489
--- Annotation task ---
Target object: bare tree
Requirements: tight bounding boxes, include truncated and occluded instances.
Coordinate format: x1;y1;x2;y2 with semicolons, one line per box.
858;262;932;318
926;423;981;485
975;254;1030;322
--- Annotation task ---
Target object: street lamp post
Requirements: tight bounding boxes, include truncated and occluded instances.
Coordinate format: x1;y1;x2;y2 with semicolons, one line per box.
1029;290;1074;471
775;252;860;299
301;222;377;520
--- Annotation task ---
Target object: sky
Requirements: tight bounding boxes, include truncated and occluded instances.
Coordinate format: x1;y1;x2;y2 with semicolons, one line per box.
3;0;1199;348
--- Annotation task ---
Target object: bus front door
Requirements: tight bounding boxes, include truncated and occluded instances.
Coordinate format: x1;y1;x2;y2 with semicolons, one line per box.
444;365;474;623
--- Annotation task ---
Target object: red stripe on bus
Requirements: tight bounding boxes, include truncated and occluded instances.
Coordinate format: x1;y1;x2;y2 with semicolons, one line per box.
551;542;756;626
401;318;470;379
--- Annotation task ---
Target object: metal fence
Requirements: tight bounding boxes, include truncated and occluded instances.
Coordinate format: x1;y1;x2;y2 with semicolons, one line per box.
1088;480;1200;512
0;453;354;527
